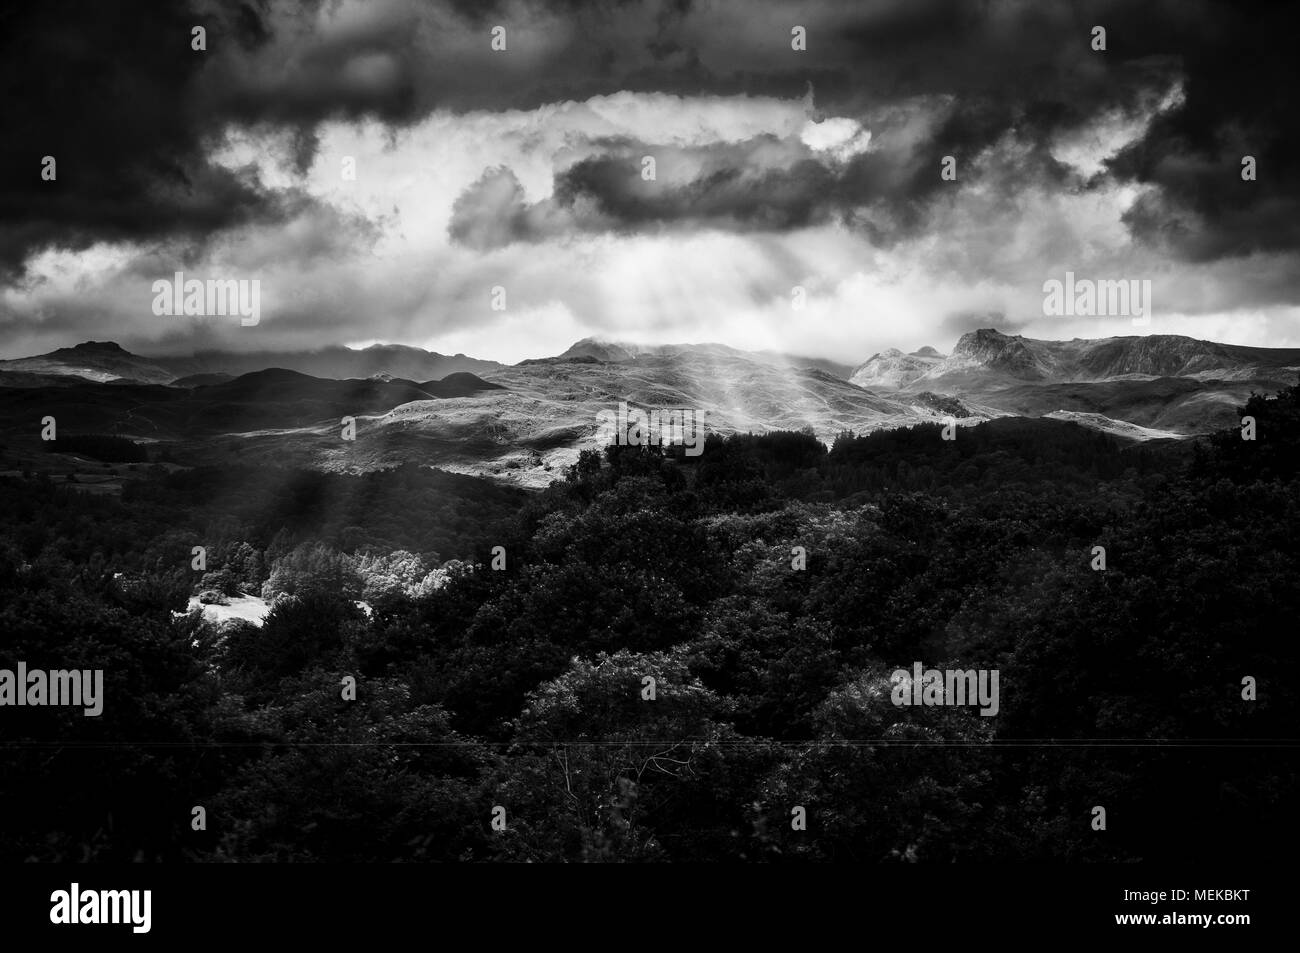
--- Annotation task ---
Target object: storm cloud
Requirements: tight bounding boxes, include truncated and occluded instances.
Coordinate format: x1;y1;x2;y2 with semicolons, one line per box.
3;0;1300;360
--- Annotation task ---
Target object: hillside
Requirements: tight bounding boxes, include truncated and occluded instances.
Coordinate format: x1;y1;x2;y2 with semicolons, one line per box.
4;330;1297;488
853;328;1300;435
0;341;179;385
178;350;974;487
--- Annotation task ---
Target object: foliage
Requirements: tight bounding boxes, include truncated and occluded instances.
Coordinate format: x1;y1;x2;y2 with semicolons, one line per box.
2;380;1298;861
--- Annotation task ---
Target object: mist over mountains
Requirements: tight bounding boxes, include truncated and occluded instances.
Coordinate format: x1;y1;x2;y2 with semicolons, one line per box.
2;328;1296;488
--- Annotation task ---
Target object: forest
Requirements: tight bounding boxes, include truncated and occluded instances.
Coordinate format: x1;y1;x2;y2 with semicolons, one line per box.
0;381;1296;862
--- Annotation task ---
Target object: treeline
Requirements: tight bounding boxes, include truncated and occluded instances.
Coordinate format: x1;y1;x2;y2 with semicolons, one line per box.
556;414;1184;512
42;433;148;462
0;462;526;576
681;416;1185;506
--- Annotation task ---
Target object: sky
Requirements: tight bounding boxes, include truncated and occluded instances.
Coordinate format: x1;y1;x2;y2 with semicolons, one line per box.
2;0;1299;364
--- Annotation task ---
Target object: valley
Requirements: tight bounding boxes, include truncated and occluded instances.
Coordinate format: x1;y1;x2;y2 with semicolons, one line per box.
1;328;1294;488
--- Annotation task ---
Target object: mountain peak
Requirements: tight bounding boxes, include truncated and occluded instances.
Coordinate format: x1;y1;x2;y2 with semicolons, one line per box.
849;344;946;389
951;328;1041;376
955;328;1017;347
557;338;641;362
357;343;433;356
68;341;129;353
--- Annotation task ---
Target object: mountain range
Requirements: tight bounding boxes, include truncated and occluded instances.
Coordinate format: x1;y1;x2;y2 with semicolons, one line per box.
2;329;1296;488
850;329;1300;435
0;341;503;387
854;329;1300;387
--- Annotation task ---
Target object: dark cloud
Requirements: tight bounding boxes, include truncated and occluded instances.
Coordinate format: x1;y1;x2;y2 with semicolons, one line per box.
449;138;845;247
446;107;1086;250
554;142;837;230
0;0;307;281
4;0;1300;291
429;0;1300;261
1107;1;1300;260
